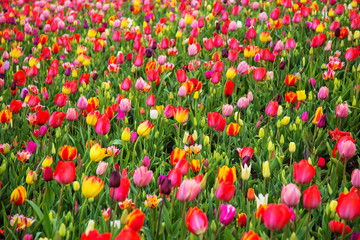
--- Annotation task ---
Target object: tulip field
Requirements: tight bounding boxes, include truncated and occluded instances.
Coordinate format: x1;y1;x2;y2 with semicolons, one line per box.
2;0;360;239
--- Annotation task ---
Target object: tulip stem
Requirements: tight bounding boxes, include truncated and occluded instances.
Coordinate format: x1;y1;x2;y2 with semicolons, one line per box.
110;203;118;237
170;189;175;221
181;201;187;239
134;187;140;208
108;196;113;230
47;128;52;155
156;198;164;239
56;184;65;223
342;160;347;191
305;210;311;240
341;220;346;240
269;230;274;240
78;198;88;239
214;225;223;240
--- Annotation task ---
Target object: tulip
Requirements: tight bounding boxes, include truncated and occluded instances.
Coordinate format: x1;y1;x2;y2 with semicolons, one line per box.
125;209;145;232
49;112;66;128
253;67;267;81
86;111;99;126
336;192;360;221
109;171;121;188
241;230;262;240
336;103;349;119
281;183;301;206
54;93;67;107
345;48;360;62
120;98;131;113
263;204;291;231
90;144;111;162
96;162;108;176
186;207;208;236
284;74;297;86
241;164;251;181
121;127;131;142
115;228;140;240
26;170;37;185
133;166;153;187
177;179;201;201
293;160;316;185
237;213;247;228
159;175;172;195
59;145;77;161
164;105;174;118
218;165;237;184
222;104;233;117
351;169;360;188
66;108;79;121
54;161;76;185
262;161;270;178
173;106;189;124
224;80;235;96
318;86;329;100
82;176;104;198
226;123;240;136
303;185;322;210
219;204;236;226
337;136;356;159
216;182;235;202
10;186;27;205
43;167;54;181
36;109;50;125
329;220;352;235
81;230;111;240
146;94;155;107
175;159;190;176
95;114;110;135
137;120;154;137
237;97;249;109
265;101;278;117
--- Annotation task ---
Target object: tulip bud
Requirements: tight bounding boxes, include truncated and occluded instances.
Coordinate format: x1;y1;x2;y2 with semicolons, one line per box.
262;161;270;178
289;142;296;153
73;181;80;191
268;140;275;152
280;135;284;145
59;223;66;237
159;222;165;235
290;232;298;240
259;128;264;139
193;118;197;126
329;200;337;213
120;209;129;225
204;136;210;145
211;220;217;233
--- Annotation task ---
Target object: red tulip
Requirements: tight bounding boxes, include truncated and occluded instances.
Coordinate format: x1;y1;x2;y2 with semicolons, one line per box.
146;94;155;107
293;160;316;185
211;72;222;84
214;115;226;132
121;77;132;91
81;230;111;240
14;70;26;86
186;207;208;236
175;159;190;176
213;61;224;72
215;182;235;202
10;100;22;114
36;108;50;125
115;228;140;240
224;80;234;97
168;168;182;188
49;112;66;128
336;192;360;221
329;220;352;235
95;114;110;135
263;204;291;231
253;67;266;81
110;169;130;202
207;112;221;129
54;93;67;107
265;101;278;117
54;161;76;185
303;185;321;210
345;48;360;62
176;69;187;83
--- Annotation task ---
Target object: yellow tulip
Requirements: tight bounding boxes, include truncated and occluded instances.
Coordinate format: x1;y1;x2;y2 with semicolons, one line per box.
82;176;104;198
90;144;111;162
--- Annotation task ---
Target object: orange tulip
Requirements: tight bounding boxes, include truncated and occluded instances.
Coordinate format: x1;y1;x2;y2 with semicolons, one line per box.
170;147;187;166
241;230;262;240
126;209;145;232
226;123;241;136
284;74;297;86
10;186;27;205
0;109;12;124
59;145;77;161
247;188;255;200
312;107;323;125
173;106;189;124
218;165;237;184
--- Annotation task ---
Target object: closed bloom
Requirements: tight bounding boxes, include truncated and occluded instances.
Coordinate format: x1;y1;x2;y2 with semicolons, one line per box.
241;230;261;240
96;162;108;176
173;106;189;124
137;120;154;137
226;123;241;136
177;179;201;201
126;209;145;232
115;228;140;240
219;204;236;226
90;144;111;162
120;98;132;113
133;166;153;187
318;86;329;100
289;142;296;153
66;108;79;121
262;161;270;178
335;103;349;118
10;186;27;205
110;169;131;202
293;160;316;185
284;74;297;86
82;176;104;198
241;164;251;181
265;101;278;117
77;96;88;110
59;145;77;161
222;104;233;117
303;185;322;210
237;97;249;109
186;207;208;236
226;67;237;79
336;192;360;221
337;136;356;159
121;127;131;142
86;111;99;126
216;182;235;202
263;204;291;231
0;109;13;123
351;169;360;188
159;175;172;195
281;183;301;206
170;147;187;166
218;165;237;184
312;107;323;124
95;114;110;135
54;161;76;185
253;67;267;81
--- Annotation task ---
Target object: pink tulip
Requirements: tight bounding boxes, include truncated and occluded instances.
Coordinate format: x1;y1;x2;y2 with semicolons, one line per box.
219;204;236;226
337;136;356;159
120;98;132;113
222;104;234;117
335;103;349;118
351;169;360;188
281;183;301;206
177;179;201;202
146;94;155;107
66;108;79;121
96;161;108;176
318;86;329;100
263;204;291;231
237;97;249;109
133;166;153;187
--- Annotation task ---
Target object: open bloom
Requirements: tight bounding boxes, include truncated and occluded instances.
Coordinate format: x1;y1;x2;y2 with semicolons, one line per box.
218;165;237;184
90;144;111;162
59;145;77;161
173;106;189;124
133;166;153;187
137;120;154;137
186;207;208;236
82;176;104;198
329;221;352;235
10;214;35;232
